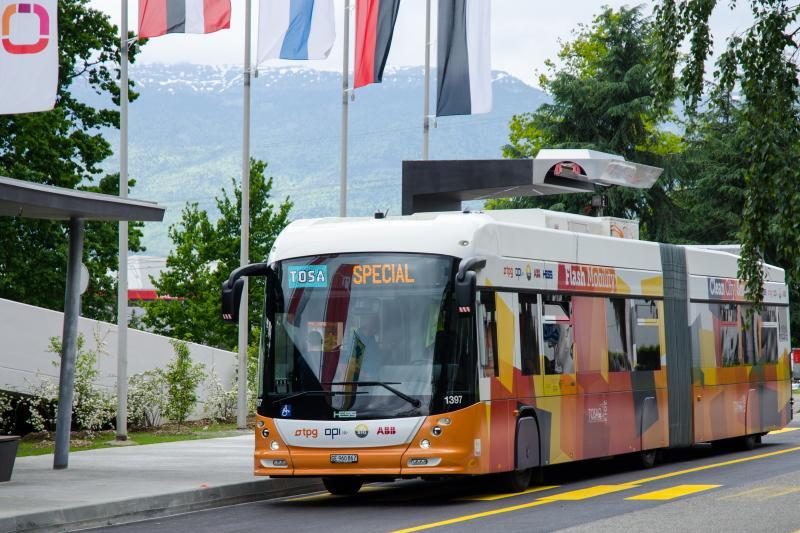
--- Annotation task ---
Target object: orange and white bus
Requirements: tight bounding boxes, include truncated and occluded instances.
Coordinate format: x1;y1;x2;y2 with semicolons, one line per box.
222;205;792;496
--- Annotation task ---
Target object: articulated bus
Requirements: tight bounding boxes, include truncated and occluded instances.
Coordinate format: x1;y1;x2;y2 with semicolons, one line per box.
221;208;793;495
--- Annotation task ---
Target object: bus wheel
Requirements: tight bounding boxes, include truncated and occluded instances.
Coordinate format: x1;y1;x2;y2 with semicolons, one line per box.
639;449;658;469
322;476;363;496
495;468;532;493
739;434;759;451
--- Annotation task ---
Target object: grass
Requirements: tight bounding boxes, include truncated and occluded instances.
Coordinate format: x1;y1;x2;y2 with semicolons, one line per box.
16;420;250;457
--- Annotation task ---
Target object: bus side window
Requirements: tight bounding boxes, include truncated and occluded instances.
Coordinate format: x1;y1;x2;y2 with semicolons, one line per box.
605;297;631;372
740;305;756;365
518;293;541;375
760;306;779;364
478;291;498;377
542;294;574;375
712;303;740;367
632;299;661;371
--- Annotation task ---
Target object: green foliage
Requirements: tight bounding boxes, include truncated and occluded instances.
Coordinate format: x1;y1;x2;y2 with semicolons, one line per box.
127;369;169;429
17;333;116;434
143;159;292;350
653;1;800;307
0;0;145;322
496;6;685;243
0;392;13;435
164;340;206;426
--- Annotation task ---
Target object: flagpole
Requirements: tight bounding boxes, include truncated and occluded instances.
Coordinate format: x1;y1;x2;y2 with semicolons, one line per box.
339;0;351;217
116;0;129;442
237;0;253;430
422;0;431;160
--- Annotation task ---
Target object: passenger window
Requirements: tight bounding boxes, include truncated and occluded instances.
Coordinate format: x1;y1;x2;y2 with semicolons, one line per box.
632;299;661;371
740;306;756;365
542;294;574;375
760;307;779;364
518;293;541;376
478;291;498;377
712;303;741;367
605;298;631;371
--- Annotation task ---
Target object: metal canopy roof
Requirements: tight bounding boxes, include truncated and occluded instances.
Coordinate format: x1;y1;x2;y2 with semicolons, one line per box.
0;176;165;221
402;150;664;215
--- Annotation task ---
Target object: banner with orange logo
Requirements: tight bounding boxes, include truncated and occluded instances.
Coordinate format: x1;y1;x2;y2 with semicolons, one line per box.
0;0;57;114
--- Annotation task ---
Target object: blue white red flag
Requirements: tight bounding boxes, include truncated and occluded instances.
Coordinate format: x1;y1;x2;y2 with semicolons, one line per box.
257;0;336;63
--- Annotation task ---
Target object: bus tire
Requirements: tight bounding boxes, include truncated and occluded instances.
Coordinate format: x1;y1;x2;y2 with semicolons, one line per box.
494;468;533;493
639;449;658;469
322;476;363;496
739;434;759;451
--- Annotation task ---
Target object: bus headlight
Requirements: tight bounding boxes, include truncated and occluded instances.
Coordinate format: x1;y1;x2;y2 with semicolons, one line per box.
431;426;443;436
261;428;270;438
270;440;280;450
437;417;452;426
420;439;431;449
257;420;265;428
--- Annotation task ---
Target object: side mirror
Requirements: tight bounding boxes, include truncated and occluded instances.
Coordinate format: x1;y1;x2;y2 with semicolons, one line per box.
455;270;477;314
455;256;486;315
220;262;270;323
221;277;245;323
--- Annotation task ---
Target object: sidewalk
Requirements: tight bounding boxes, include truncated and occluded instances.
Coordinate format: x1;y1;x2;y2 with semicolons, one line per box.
0;434;321;533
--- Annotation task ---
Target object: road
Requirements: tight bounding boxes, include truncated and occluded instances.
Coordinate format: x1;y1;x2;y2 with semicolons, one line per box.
95;420;800;533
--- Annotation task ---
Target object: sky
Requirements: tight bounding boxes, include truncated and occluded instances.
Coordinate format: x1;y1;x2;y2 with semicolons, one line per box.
90;0;753;88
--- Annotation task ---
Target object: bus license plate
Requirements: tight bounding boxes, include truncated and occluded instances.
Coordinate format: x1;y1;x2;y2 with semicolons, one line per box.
330;454;358;464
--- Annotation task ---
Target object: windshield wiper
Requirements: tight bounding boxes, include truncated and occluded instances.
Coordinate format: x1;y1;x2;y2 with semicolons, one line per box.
271;389;365;405
323;381;422;408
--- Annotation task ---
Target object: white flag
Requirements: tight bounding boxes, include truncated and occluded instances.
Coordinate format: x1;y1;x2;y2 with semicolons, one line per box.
257;0;335;64
0;0;58;115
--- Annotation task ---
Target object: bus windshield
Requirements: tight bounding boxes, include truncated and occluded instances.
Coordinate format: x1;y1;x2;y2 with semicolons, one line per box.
259;253;477;420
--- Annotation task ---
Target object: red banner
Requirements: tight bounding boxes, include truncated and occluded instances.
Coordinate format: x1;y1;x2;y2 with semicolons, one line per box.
558;264;617;293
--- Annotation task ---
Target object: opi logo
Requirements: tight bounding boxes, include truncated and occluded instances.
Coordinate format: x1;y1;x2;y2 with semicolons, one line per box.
2;3;51;55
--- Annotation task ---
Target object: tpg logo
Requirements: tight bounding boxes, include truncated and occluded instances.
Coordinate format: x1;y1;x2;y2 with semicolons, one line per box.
2;3;51;55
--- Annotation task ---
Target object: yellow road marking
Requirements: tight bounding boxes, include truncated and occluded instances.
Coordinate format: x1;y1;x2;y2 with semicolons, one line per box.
720;485;800;502
392;500;551;533
283;484;386;502
626;484;720;501
539;484;639;501
466;485;560;501
392;445;800;533
634;445;800;484
767;427;800;435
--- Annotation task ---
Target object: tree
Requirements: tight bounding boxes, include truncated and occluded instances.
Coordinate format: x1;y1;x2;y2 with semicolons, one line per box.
0;0;144;322
492;7;685;243
653;1;800;306
143;160;292;350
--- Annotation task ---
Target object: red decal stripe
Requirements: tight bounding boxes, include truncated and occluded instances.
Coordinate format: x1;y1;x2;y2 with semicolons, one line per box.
138;0;167;39
203;0;231;34
354;0;379;88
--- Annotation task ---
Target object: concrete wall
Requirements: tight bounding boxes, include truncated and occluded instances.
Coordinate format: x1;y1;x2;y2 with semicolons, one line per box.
0;298;237;420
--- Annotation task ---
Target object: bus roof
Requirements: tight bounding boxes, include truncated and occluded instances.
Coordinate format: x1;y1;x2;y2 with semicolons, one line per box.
268;208;785;283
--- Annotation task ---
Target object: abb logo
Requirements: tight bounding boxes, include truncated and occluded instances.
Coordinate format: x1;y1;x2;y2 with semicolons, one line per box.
376;426;396;435
2;3;51;55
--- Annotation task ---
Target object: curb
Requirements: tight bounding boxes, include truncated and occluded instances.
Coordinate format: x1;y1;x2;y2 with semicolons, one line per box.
1;477;323;533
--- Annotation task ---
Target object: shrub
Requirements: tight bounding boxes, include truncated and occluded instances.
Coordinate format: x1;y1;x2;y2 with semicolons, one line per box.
204;369;237;422
46;333;116;434
164;340;206;426
128;369;169;429
0;392;13;434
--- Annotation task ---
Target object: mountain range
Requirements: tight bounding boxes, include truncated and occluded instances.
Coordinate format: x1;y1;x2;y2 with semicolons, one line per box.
78;63;549;256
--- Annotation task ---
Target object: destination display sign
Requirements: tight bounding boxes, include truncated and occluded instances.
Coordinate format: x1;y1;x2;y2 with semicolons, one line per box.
352;263;416;286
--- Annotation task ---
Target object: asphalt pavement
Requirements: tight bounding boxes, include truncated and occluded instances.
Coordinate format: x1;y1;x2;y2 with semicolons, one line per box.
93;418;800;533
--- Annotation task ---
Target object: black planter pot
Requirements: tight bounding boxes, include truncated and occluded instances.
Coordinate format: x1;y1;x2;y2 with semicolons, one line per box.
0;436;20;482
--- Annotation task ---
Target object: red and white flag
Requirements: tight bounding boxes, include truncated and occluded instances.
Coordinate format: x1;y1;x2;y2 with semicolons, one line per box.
139;0;231;39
